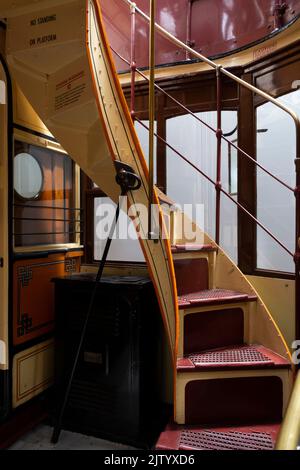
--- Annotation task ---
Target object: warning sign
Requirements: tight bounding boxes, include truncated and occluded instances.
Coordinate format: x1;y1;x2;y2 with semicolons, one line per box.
54;71;86;111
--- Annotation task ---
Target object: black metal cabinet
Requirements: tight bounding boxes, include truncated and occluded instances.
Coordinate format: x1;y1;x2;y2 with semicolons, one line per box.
53;274;165;447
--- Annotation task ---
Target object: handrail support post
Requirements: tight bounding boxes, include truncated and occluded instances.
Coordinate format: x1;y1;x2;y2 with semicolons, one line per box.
148;0;156;240
130;2;136;121
215;65;223;246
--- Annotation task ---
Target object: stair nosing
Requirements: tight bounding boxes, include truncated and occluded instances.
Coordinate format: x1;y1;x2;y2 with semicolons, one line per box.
178;289;257;309
177;344;291;372
171;244;217;254
156;422;281;451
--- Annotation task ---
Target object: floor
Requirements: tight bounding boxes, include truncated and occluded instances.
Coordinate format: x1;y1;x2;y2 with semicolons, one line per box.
9;424;138;450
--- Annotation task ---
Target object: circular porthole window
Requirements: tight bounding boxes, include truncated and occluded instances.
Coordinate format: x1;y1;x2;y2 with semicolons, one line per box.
14;153;43;200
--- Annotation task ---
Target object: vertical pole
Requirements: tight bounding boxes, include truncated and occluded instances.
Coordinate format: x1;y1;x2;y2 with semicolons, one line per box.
215;65;222;246
295;129;300;350
130;2;136;121
51;191;126;444
148;0;156;239
186;0;192;61
274;1;287;30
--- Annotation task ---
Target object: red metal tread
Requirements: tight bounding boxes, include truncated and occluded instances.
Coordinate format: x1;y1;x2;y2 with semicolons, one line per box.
178;289;256;309
156;422;280;451
171;244;217;254
177;345;290;371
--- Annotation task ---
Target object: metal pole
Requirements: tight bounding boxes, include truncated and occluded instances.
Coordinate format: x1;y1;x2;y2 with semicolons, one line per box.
50;160;141;444
121;0;300;128
130;2;136;121
186;0;193;61
51;193;126;445
148;0;156;239
215;65;222;246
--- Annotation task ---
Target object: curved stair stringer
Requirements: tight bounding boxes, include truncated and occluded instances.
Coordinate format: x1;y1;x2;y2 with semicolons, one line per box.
157;203;295;446
172;208;293;361
4;0;179;356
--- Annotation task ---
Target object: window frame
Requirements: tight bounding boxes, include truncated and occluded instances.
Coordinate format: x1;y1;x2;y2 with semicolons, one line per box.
83;70;240;265
83;46;300;279
13;129;82;253
239;41;300;280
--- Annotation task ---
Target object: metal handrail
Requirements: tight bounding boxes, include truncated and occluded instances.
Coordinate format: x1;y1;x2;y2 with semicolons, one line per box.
148;0;156;239
276;371;300;450
121;0;300;128
111;47;295;194
135;117;294;258
120;0;300;342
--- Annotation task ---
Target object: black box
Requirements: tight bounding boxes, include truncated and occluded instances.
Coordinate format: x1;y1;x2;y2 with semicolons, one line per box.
53;273;168;448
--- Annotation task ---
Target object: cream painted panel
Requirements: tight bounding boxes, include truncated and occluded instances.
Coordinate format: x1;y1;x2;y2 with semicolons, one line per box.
14;83;54;137
12;339;54;408
5;0;178;352
247;276;295;351
173;208;291;360
0;0;76;18
6;0;120;202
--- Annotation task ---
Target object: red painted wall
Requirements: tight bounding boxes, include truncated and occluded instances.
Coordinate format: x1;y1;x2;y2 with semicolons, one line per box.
100;0;300;71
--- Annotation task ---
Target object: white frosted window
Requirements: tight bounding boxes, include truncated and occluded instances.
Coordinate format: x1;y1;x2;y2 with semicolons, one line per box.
256;90;300;273
166;111;238;262
135;120;157;184
92;121;156;263
94;197;144;262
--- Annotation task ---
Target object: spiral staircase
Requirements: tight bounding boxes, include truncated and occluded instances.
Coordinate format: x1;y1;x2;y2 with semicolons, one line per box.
1;0;297;450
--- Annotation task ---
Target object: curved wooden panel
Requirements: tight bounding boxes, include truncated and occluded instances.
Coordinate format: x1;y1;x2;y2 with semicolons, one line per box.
5;0;178;354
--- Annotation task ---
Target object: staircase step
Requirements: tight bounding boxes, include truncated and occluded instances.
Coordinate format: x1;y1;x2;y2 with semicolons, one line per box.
171;244;217;254
184;307;245;354
177;345;290;371
156;423;280;450
178;289;257;309
175;259;209;295
179;375;285;426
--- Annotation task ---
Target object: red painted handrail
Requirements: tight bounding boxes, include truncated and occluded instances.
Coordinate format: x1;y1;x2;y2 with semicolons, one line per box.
117;0;300;342
111;47;295;194
135;117;294;259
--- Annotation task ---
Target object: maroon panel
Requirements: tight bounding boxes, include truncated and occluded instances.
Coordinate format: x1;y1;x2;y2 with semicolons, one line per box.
184;308;244;355
171;244;217;253
101;0;300;71
174;258;208;296
155;422;281;451
185;376;283;425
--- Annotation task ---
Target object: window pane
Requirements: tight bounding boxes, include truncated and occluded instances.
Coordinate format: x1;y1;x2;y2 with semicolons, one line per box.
166;111;238;262
13;140;76;247
256;90;300;272
135;120;157;184
14;153;43;199
94;197;145;262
